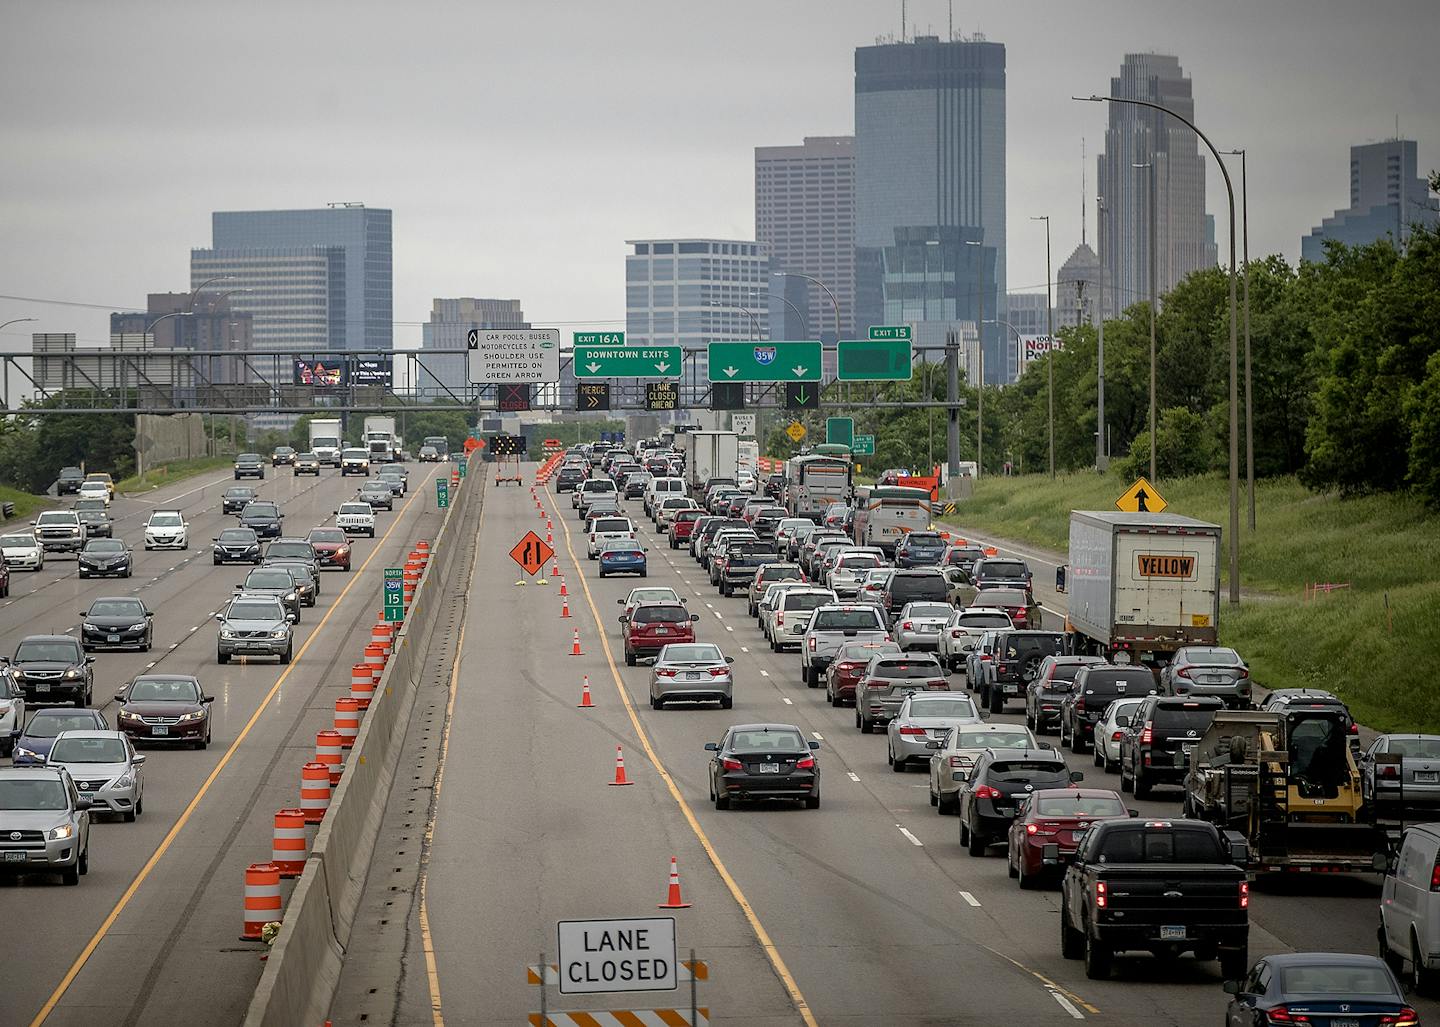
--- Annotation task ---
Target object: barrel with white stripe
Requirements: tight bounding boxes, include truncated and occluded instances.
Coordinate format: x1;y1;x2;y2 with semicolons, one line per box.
241;862;282;940
300;762;331;824
351;662;376;710
271;808;307;877
333;697;360;748
315;729;345;786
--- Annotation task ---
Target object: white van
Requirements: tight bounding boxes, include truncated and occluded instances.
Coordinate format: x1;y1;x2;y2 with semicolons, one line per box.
645;477;686;518
1381;821;1440;988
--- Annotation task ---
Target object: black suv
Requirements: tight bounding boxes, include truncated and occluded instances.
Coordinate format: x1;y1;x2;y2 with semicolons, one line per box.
233;453;265;480
1059;664;1159;754
958;748;1079;856
895;531;948;568
1025;655;1106;734
239;501;284;539
980;630;1067;714
57;466;85;495
764;473;786;500
880;568;949;620
555;466;587;493
1118;695;1224;799
11;634;93;706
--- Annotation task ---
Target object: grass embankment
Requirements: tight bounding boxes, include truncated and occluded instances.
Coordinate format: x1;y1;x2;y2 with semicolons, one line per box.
116;455;233;494
0;484;52;522
940;472;1440;733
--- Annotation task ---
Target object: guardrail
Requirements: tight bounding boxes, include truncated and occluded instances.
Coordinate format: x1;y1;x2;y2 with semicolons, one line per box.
0;502;14;520
243;453;482;1027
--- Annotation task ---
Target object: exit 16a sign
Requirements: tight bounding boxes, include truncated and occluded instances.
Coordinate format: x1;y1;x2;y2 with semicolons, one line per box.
574;331;624;346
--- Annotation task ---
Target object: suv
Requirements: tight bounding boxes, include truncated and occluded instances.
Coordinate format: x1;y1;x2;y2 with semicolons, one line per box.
56;467;85;495
939;606;1013;672
764;588;837;652
1118;695;1224;799
215;594;296;664
555;466;587;493
233;452;265;479
879;568;949;621
801;604;890;687
12;634;93;706
222;486;258;514
72;498;112;539
855;652;950;732
335;501;376;537
33;510;85;553
1024;655;1107;735
0;766;92;885
574;478;619;518
1059;664;1160;754
958;748;1078;857
894;531;948;568
748;563;805;616
340;448;371;476
271;446;297;466
971;556;1033;597
620;602;699;666
979;631;1068;714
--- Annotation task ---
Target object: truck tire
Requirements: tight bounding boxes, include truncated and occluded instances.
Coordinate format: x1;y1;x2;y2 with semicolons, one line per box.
1219;946;1248;982
1083;932;1113;980
1060;906;1084;960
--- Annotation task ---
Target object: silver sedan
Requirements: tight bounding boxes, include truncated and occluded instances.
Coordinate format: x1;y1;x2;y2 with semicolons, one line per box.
649;643;735;710
886;692;984;771
893;602;955;651
46;730;146;821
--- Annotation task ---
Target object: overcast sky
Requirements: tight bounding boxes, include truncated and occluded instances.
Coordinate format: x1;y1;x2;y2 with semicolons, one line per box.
1;0;1435;351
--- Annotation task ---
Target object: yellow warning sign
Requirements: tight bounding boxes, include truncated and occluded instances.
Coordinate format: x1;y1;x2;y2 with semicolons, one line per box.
785;422;807;443
1116;476;1167;514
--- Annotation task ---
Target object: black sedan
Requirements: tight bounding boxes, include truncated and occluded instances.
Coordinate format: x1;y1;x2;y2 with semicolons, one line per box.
1224;953;1416;1026
706;723;820;810
222;486;258;514
78;538;133;578
239;502;284;538
213;527;262;565
80;597;154;652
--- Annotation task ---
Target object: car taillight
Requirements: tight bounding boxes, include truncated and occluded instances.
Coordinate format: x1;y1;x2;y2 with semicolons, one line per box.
1430;860;1440;891
656;668;677;677
980;653;992;662
590;533;596;542
808;637;816;651
775;612;784;625
1239;881;1249;909
1175;666;1192;679
1140;726;1153;745
721;758;743;772
1095;881;1107;909
795;756;815;770
630;532;636;539
1112;730;1125;741
1381;764;1399;778
948;755;967;768
901;621;913;631
1236;667;1250;679
1349;723;1359;736
1264;1007;1312;1023
708;667;727;677
1027;822;1060;836
898;726;926;736
1381;1009;1420;1027
972;784;1002;800
951;629;962;638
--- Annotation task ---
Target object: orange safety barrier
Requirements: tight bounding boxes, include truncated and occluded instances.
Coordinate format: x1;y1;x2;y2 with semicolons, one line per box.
370;620;394;656
363;642;387;683
241;862;282;940
333;697;360;748
657;856;692;909
315;729;345;786
300;762;331;824
271;808;308;878
350;662;376;709
610;745;634;786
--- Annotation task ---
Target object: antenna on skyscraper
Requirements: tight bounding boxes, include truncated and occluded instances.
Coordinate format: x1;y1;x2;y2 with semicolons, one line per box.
948;0;953;39
901;0;906;42
1081;138;1088;247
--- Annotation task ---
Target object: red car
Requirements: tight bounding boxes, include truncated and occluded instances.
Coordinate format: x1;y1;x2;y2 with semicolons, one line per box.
824;640;901;707
1005;788;1132;888
669;509;703;549
306;527;352;571
621;601;699;666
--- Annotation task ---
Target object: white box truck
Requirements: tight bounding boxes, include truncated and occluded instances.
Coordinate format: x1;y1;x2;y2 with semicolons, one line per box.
682;430;740;496
1066;511;1221;669
309;418;343;466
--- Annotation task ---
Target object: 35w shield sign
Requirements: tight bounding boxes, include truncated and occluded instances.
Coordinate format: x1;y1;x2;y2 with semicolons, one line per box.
754;346;776;366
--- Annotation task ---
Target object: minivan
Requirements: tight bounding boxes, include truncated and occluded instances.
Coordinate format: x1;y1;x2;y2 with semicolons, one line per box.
645;478;686;517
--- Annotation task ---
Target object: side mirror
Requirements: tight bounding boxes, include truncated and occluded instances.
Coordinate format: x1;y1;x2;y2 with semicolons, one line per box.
1222;980;1242;996
690;614;700;622
616;598;624;605
85;656;95;664
76;796;93;811
212;537;220;542
952;769;970;782
78;609;87;617
725;657;735;664
1128;809;1139;817
214;613;225;622
285;613;297;623
618;616;628;624
234;585;242;591
204;695;215;703
132;753;147;766
808;740;820;750
1373;851;1393;874
1069;770;1084;783
113;691;126;702
703;742;718;751
1038;741;1053;750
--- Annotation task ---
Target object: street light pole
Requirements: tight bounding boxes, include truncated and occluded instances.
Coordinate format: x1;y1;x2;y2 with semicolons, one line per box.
1031;215;1054;477
1079;93;1241;605
0;317;37;411
1096;196;1109;471
1133;160;1158;483
1224;148;1255;530
965;240;985;479
771;271;840;341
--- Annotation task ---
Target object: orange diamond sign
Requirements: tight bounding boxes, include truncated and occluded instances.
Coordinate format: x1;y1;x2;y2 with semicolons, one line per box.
509;531;555;577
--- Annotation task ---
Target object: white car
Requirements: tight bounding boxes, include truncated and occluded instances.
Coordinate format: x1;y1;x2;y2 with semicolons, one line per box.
143;510;188;550
938;606;1015;672
76;480;112;505
0;675;25;757
654;496;696;530
587;516;636;559
0;531;44;570
736;470;757;494
335;501;376;538
1092;696;1148;774
928;722;1038;814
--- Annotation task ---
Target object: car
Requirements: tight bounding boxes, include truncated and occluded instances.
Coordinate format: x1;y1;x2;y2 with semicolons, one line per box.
715;540;777;597
233;452;266;479
1380;821;1440;992
33;510;85;553
555;466;587;493
736;469;757;494
826;550;885;599
0;674;24;756
941;544;987;576
340;448;371;475
79;597;153;651
114;673;214;748
239;500;284;538
598;540;647;579
958;748;1079;856
305;527;352;571
797;530;847;574
11;635;93;706
974;585;1036;629
692;517;746;562
215;594;296;664
267;560;319;607
928;722;1038;814
892;601;954;652
212;527;262;565
377;465;408;494
1006;788;1133;888
417;445;440;463
938;606;1013;673
1059;663;1160;754
649;643;735;710
809;539;856;583
878;568;950;621
1117;695;1225;798
763;587;837;652
83;471;115;499
143;509;188;550
236;567;304;621
0;532;44;572
264;537;320;573
620;601;698;666
748;563;805;616
668;509;705;550
357;479;395;510
622;472;653;500
706;723;821;810
56;466;85;495
12;708;108;766
76;479;111;506
980;630;1068;715
655;496;697;531
764;473;786;500
46;730;146;821
616;587;685;629
0;766;92;884
335;501;377;537
72;498;113;539
574;478;619;518
1362;734;1440;815
587;515;636;559
293;452;322;475
1159;646;1252;708
585;496;623;521
1224;954;1416;1027
271;445;297;466
894;531;948;568
1024;655;1107;734
222;486;258;513
854;652;951;732
77;538;132;579
886;692;984;771
801;603;890;687
1091;696;1148;774
750;506;788;541
970;556;1033;598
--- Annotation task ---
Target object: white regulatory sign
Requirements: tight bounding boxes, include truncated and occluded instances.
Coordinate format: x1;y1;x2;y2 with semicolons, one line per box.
730;413;756;437
556;917;677;994
466;328;560;384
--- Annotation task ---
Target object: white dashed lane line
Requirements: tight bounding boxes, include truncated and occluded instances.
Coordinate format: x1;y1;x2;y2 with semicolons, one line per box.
759;670;770;678
1049;990;1085;1019
897;826;924;847
781;697;793;705
959;891;981;907
811;732;824;741
846;772;860;782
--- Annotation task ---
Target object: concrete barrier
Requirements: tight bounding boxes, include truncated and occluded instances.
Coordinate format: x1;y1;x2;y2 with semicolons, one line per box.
244;454;483;1027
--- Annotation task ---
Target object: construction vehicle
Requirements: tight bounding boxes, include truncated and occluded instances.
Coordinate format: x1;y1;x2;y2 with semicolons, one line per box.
1182;709;1388;874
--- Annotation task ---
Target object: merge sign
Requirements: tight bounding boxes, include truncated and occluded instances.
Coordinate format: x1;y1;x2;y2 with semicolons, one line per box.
556;917;676;994
466;328;560;384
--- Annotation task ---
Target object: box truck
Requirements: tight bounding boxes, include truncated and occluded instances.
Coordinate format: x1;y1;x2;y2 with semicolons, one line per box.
308;418;343;466
681;430;740;495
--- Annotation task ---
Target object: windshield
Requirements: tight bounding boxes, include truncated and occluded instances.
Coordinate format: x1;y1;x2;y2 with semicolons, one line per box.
308;530;345;543
873;659;943;679
85;540;125;553
150;513;183;526
0;778;68;810
343;449;367;458
75;500;107;511
955;729;1032;750
633;606;687;624
628;590;677;605
1279;966;1396;996
906;698;977;719
225;488;253;497
989;762;1070;782
1184;647;1242;664
87;600;143;617
1388;737;1440;758
339;505;371;516
246;504;279;518
602;542;643;554
50;736;128;764
1035;795;1127;817
268;543;313;559
838;555;882;569
229;602;284;621
1081;668;1159;697
1048;664;1097;684
16;641;79;662
891;574;946;597
978;560;1029;579
730;729;806;752
246;571;294;588
979;588;1028;606
25;713;101;738
128;678;202;702
594;519;631;532
811;610;883;631
661;645;722;663
219;530;256;543
36;513;73;526
906;604;952;618
783;593;835;613
1095;828;1224;864
905;534;944;546
1153;704;1219;732
958;613;1012;628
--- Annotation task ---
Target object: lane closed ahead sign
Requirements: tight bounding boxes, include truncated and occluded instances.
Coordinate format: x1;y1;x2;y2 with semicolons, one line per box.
556;917;677;994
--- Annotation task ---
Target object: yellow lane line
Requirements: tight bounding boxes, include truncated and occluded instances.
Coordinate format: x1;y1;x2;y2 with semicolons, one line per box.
553;491;820;1027
29;471;438;1027
984;947;1101;1015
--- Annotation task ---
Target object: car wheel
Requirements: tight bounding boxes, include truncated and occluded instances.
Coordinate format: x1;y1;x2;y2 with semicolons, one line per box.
804;665;818;689
196;731;208;750
1007;848;1019;878
1060;906;1085;960
1119;760;1134;793
930;787;938;807
1104;752;1119;774
280;646;293;665
1414;934;1436;996
1083;931;1113;980
1133;767;1152;800
988;689;1003;715
217;650;229;665
1072;731;1089;755
966;822;987;857
714;789;731;811
136;794;143;816
124;807;137;823
213;557;222;566
804;791;820;810
61;861;80;886
720;696;732;710
938;791;957;815
625;650;636;667
829;688;841;709
1017;854;1038;890
860;716;873;734
1093;747;1104;768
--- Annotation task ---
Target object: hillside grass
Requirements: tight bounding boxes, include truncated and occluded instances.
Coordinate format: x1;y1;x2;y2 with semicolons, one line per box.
0;484;52;522
116;455;232;495
940;472;1440;732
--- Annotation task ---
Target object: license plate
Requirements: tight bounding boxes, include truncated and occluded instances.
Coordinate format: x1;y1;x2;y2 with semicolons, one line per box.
654;628;669;635
757;763;781;774
1159;926;1186;941
35;683;49;694
108;634;120;643
684;672;701;681
1417;771;1438;783
1004;685;1019;694
1332;1020;1360;1027
3;851;26;863
152;726;170;737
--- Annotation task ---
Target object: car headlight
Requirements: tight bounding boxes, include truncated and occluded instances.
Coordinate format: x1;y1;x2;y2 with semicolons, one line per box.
178;709;205;722
48;823;74;841
220;628;237;639
83;622;98;632
10;668;22;678
64;668;80;679
118;709;142;721
129;622;147;631
14;745;39;760
284;593;296;602
272;629;289;639
112;772;135;789
336;546;349;556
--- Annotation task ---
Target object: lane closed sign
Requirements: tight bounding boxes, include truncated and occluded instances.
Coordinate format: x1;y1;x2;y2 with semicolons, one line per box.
556;917;677;994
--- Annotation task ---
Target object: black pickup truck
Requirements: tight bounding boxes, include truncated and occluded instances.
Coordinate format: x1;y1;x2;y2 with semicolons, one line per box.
1058;818;1249;981
718;542;778;597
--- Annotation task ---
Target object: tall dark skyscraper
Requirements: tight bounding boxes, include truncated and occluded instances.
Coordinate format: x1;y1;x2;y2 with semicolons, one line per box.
853;35;1007;381
1302;139;1438;261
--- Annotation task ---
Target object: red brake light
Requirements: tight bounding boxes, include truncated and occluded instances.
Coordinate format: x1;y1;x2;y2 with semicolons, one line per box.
1112;730;1125;740
1239;881;1249;909
708;666;728;677
1265;1008;1312;1024
972;784;1002;800
1095;881;1107;909
1026;823;1038;835
1382;1008;1420;1027
1140;726;1153;745
1381;765;1399;779
808;637;817;651
775;612;784;625
795;755;815;769
1349;723;1359;735
898;726;927;736
656;669;677;677
1175;666;1192;679
721;758;742;772
1430;861;1440;891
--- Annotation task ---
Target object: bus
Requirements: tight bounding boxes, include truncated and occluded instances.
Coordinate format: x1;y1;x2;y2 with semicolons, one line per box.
785;453;852;522
851;485;933;554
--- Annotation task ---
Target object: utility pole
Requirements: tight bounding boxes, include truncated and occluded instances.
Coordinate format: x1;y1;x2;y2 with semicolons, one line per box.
1031;215;1055;477
1225;148;1255;530
1096;196;1108;471
945;328;960;478
1134;160;1158;482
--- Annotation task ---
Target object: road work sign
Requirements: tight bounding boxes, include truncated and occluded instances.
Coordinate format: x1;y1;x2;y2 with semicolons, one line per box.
1116;476;1168;514
556;917;677;994
509;531;554;577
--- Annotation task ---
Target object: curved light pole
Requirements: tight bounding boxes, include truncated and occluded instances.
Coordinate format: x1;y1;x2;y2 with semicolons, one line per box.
190;274;235;310
1030;215;1055;477
771;271;839;339
0;318;36;410
773;294;809;338
1077;93;1240;606
703;302;761;341
1222;148;1255;531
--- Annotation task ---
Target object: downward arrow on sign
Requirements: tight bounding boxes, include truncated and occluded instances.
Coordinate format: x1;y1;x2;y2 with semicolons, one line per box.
723;367;739;378
792;366;808;378
654;363;670;374
586;363;602;373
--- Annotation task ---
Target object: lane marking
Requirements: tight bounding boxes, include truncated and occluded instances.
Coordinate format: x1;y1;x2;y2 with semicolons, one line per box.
558;501;819;1027
811;732;824;741
959;890;981;907
1049;989;1085;1020
897;826;924;847
982;946;1099;1016
759;670;769;678
27;475;433;1027
781;697;793;705
846;772;860;782
740;647;749;653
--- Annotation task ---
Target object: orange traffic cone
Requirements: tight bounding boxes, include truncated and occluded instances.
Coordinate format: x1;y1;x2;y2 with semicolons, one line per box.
578;675;594;708
569;629;583;656
658;856;691;908
610;745;634;786
561;597;571;619
558;578;569;598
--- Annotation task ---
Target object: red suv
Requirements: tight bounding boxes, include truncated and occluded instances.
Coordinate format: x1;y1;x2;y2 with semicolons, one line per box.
824;640;901;707
621;602;700;666
669;509;704;550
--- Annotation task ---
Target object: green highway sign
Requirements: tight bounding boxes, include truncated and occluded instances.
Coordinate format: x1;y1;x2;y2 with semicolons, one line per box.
436;478;450;509
573;331;624;346
852;434;875;456
868;325;912;341
574;345;681;379
837;339;914;381
707;341;821;383
458;460;467;478
383;567;405;622
825;417;854;448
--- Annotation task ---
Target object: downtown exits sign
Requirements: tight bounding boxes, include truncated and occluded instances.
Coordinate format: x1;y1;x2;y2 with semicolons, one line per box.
573;345;681;379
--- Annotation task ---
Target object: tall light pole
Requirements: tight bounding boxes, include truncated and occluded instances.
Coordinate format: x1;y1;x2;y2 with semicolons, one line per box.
1030;215;1055;477
190;274;235;310
772;294;809;338
1095;196;1109;470
1223;148;1255;530
0;317;36;411
966;240;984;479
771;271;839;340
1079;93;1241;605
1133;160;1158;483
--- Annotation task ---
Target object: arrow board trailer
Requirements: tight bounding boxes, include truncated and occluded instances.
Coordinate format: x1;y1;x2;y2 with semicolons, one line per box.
556;917;677;994
1065;511;1221;668
466;328;560;383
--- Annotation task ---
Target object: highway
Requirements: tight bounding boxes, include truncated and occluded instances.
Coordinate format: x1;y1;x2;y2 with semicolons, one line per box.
334;466;1438;1027
1;458;446;1027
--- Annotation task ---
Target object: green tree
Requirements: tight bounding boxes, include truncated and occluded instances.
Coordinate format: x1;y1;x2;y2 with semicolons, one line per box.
1116;407;1218;480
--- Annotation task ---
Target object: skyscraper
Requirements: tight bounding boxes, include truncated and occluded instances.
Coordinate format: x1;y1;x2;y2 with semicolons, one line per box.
754;136;856;339
853;34;1007;381
110;292;253;384
191;204;392;353
418;298;528;398
1302;139;1438;261
1096;54;1215;316
1055;242;1101;330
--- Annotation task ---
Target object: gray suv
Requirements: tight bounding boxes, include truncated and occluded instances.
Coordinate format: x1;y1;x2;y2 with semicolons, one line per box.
0;766;91;884
215;594;296;664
